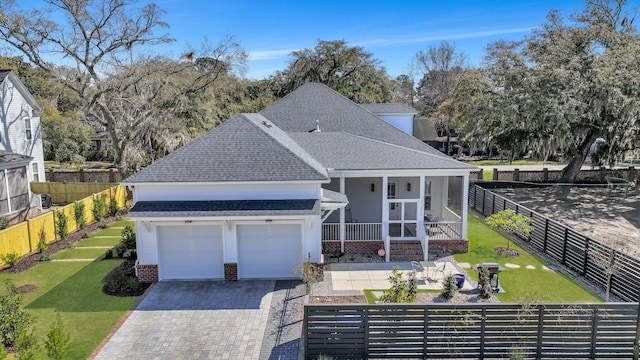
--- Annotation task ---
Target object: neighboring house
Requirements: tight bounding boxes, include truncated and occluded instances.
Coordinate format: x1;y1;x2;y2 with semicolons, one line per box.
0;151;34;216
0;70;45;183
360;103;417;136
414;116;462;155
123;83;476;282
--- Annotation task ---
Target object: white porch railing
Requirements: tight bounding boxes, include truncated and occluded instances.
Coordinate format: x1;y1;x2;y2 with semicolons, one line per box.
425;221;463;240
322;223;382;241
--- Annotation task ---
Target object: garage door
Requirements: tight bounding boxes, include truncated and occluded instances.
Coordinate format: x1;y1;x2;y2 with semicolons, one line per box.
237;223;302;279
157;225;224;280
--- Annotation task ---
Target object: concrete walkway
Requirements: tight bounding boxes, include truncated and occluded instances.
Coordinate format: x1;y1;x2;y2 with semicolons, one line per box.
94;280;303;360
326;261;474;292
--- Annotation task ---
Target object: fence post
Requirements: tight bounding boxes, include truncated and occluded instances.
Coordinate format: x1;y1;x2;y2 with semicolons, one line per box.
478;168;483;180
79;168;85;182
303;305;308;359
583;238;590;276
364;307;369;357
514;168;520;181
482;188;486;215
491;193;495;215
562;228;568;264
493;168;498;181
543;219;549;252
543;167;548;182
480;306;486;359
423;307;429;358
537;306;544;359
590;307;598;359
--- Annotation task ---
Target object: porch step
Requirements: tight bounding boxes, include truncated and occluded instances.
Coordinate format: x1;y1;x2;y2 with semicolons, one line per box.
389;240;424;262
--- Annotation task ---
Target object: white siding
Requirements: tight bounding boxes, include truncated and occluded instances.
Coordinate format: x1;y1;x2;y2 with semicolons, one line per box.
134;182;320;202
0;76;45;182
377;114;414;135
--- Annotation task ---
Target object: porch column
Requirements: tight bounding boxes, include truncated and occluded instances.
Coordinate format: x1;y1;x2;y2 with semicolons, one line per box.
382;176;388;235
419;176;425;220
340;175;346;252
462;174;469;239
4;169;10;213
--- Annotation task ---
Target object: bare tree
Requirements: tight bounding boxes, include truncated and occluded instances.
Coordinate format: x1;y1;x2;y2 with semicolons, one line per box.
412;41;467;116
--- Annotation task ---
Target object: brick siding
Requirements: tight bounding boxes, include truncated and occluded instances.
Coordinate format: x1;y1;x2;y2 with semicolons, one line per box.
224;263;238;281
137;264;158;283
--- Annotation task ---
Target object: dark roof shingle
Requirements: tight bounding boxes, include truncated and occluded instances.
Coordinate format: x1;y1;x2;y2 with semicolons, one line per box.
128;199;320;217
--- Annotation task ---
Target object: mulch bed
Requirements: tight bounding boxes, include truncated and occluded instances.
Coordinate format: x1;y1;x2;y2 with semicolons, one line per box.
311;295;368;303
0;216;117;274
494;246;522;257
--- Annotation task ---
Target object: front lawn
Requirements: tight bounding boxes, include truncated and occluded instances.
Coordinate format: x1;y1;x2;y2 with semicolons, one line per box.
0;220;140;359
455;215;602;303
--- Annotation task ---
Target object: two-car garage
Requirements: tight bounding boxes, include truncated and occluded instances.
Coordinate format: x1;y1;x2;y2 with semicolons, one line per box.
156;223;302;280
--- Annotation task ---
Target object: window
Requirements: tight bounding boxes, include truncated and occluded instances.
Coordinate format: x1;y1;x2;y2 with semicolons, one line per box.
387;182;397;210
24;118;32;140
424;180;432;211
32;163;39;182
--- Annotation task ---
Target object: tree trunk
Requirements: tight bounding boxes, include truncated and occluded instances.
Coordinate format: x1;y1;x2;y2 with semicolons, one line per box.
560;130;601;183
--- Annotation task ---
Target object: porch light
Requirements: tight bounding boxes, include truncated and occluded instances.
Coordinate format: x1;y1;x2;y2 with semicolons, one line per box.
370;183;375;192
407;183;411;192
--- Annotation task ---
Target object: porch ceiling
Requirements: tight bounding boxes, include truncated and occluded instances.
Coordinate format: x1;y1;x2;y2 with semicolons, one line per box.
320;188;348;211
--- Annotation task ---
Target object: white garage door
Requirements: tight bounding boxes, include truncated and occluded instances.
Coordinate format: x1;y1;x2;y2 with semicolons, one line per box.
157;225;224;280
237;223;302;279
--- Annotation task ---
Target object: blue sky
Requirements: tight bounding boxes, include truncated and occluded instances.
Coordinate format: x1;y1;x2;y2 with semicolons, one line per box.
20;1;592;79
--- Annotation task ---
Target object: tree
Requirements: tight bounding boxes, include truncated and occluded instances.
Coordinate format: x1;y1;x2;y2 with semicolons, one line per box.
40;104;92;164
44;314;71;360
413;41;467;116
271;39;394;103
486;209;533;252
451;0;640;180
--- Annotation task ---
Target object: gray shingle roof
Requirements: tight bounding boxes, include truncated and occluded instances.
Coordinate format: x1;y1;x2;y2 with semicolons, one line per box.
360;103;417;114
287;132;475;170
260;83;446;157
0;150;33;166
128;199;320;217
124;113;328;183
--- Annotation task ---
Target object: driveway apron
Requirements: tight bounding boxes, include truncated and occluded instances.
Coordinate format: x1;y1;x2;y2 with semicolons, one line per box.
94;280;300;360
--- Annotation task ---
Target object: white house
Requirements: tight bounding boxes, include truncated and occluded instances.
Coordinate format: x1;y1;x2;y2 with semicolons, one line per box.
0;70;45;183
360;103;417;136
123;83;476;282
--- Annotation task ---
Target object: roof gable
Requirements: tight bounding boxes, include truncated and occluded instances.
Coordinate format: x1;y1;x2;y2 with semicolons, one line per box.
124;113;328;183
0;70;41;112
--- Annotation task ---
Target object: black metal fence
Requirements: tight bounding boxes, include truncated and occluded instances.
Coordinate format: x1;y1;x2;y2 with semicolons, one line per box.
304;302;639;359
470;184;640;302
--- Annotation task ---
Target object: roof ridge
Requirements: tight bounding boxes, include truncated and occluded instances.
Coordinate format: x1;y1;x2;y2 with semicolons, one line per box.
240;113;329;179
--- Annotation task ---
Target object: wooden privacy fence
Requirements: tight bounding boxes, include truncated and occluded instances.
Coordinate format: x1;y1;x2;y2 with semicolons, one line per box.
304;302;639;359
0;185;127;266
469;184;640;302
30;182;118;204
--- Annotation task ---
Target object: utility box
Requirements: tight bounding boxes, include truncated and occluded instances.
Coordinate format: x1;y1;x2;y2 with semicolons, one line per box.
40;193;52;208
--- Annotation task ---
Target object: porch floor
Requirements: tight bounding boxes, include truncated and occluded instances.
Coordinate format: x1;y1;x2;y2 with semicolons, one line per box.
323;261;474;292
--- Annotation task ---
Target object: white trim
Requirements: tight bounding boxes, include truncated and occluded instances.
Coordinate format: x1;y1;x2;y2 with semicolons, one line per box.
129;214;317;222
122;179;329;187
462;174;469;239
329;169;475;178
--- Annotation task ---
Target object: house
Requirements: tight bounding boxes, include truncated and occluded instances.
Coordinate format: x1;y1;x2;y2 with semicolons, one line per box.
0;151;35;217
123;83;476;282
359;103;417;136
414;116;462;155
0;70;45;183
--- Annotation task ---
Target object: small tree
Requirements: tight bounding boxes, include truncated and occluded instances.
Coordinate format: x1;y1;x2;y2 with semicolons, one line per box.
14;325;38;360
113;225;137;259
73;201;87;229
0;280;33;348
486;209;533;250
45;314;71;360
300;257;322;295
55;211;68;241
108;189;119;217
379;266;417;303
92;195;105;221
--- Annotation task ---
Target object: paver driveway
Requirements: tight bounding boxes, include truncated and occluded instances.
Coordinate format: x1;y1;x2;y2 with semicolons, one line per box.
94;280;304;360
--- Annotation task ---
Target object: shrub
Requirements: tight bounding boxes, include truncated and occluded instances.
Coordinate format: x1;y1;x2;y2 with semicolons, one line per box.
73;201;87;229
478;268;493;299
55;211;68;240
113;225;136;259
103;263;143;295
99;221;108;229
299;256;322;295
378;265;417;303
0;252;20;268
0;342;6;359
14;325;38;360
92;195;105;221
486;209;533;250
441;274;459;300
45;314;71;360
36;226;48;254
0;280;33;348
39;253;51;262
103;249;114;259
108;195;119;217
0;218;7;230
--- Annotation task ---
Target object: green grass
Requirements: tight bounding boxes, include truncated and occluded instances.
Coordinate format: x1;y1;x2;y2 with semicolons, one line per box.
482;169;493;180
455;215;602;303
75;236;120;247
51;248;108;260
0;220;139;359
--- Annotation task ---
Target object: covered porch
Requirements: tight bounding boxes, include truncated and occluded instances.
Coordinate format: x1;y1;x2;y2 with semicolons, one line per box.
321;173;469;261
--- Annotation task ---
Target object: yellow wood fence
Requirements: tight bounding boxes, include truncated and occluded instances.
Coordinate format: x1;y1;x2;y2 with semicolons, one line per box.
0;185;128;266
